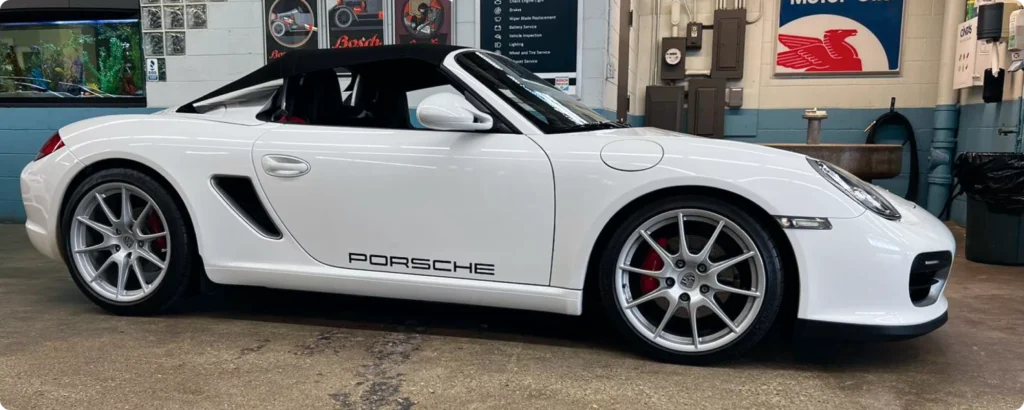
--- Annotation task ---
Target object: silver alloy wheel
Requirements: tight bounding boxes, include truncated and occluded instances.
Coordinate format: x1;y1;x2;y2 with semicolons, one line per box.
615;209;766;353
70;182;171;303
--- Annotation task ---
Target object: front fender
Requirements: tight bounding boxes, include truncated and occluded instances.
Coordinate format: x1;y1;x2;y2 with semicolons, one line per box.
533;129;863;290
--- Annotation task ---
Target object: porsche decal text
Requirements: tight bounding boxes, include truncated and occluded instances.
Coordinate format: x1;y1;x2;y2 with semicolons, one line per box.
348;253;495;276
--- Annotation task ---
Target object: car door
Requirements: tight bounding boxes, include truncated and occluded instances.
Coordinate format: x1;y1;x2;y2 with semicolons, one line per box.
251;124;555;285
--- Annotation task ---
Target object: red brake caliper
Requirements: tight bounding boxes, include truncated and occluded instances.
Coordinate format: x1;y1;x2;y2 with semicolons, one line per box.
639;238;669;294
146;214;167;252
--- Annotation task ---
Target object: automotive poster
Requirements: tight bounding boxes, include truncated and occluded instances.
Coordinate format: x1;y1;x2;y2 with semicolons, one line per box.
775;0;905;74
394;0;452;45
264;0;321;61
329;0;385;48
478;0;579;92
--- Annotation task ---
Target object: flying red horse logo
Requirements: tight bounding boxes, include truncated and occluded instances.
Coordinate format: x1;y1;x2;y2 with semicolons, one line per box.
776;29;862;72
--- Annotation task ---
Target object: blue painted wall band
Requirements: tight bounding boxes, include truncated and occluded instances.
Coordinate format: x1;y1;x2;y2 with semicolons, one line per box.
0;103;1009;224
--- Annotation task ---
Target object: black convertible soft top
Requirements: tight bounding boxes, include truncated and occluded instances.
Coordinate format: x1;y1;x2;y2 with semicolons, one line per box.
179;44;465;112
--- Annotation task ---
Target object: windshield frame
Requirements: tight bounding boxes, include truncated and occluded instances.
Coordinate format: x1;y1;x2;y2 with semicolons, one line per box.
454;51;618;134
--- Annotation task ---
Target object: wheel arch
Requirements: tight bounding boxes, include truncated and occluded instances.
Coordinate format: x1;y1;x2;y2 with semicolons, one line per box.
58;158;203;270
581;185;800;326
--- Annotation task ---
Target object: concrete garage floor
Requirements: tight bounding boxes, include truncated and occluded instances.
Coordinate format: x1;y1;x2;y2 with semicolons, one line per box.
0;223;1022;410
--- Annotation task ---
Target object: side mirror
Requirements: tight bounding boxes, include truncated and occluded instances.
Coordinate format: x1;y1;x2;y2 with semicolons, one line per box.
416;93;494;131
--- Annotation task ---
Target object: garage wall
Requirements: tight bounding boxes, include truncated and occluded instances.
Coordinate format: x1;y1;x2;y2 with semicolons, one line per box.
602;0;944;204
0;0;265;222
6;0;1015;224
144;0;265;107
628;0;944;124
0;0;615;223
949;72;1024;225
0;107;159;222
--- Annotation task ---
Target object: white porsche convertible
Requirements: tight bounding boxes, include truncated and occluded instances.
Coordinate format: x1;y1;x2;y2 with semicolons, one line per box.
21;45;954;364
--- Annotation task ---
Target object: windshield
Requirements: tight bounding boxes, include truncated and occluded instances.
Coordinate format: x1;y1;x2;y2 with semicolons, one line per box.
456;51;620;133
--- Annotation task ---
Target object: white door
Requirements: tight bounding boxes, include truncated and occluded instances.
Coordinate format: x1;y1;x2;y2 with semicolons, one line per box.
252;125;556;285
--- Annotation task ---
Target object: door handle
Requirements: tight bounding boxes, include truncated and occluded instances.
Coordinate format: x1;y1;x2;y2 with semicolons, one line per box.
262;155;310;177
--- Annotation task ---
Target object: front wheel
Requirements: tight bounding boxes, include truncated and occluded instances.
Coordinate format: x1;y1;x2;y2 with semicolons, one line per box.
598;195;784;365
61;168;196;315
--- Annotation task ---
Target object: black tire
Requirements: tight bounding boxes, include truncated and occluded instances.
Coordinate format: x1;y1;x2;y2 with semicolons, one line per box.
597;195;784;365
61;168;196;316
333;7;356;28
271;21;287;37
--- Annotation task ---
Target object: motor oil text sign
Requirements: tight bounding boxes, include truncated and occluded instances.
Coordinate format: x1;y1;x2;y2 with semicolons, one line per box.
775;0;905;74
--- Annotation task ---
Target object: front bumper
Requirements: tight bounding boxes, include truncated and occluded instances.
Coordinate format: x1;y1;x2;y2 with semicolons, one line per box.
786;188;955;338
795;311;948;341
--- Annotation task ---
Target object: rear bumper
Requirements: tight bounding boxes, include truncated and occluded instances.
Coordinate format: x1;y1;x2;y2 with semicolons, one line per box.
795;311;948;342
20;149;83;261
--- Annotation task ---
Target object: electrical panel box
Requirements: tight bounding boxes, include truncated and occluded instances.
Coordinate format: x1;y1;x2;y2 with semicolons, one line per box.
686;22;703;49
711;9;746;80
646;86;687;132
661;37;687;81
686;79;726;138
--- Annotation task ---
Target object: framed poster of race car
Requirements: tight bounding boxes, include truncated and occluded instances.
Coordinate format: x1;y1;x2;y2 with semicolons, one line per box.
328;0;386;48
264;0;321;61
393;0;452;45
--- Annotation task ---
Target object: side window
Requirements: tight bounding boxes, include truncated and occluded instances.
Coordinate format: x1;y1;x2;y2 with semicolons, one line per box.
276;64;510;133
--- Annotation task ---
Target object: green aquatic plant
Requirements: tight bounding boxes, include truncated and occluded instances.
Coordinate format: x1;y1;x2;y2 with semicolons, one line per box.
0;44;19;92
96;37;124;95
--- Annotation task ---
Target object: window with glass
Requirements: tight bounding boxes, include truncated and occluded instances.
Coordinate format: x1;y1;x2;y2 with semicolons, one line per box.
0;14;146;106
455;51;623;134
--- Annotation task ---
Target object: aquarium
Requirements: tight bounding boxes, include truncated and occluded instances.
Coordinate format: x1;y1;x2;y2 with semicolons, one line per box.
0;18;146;103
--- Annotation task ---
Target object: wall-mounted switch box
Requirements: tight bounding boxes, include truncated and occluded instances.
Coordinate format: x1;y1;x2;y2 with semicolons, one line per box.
686;22;703;49
725;87;743;108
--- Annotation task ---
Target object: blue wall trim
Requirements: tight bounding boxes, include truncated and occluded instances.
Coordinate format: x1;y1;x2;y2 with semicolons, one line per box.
0;104;998;225
0;107;159;222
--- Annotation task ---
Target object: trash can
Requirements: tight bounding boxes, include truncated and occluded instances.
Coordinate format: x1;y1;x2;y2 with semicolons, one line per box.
953;153;1024;266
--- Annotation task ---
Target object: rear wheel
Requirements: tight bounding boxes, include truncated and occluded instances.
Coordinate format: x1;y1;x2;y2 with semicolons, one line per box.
61;168;196;315
598;195;784;365
270;21;287;37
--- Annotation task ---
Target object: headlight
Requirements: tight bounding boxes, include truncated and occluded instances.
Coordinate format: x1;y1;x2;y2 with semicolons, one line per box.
807;158;901;221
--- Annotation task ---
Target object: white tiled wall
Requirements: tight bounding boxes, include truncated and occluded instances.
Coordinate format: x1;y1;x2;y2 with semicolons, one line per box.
455;0;475;47
150;0;613;111
582;0;611;109
628;0;948;115
604;0;622;111
147;0;263;107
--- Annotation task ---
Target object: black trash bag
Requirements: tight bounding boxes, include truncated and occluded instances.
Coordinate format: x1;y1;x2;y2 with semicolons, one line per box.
952;152;1024;213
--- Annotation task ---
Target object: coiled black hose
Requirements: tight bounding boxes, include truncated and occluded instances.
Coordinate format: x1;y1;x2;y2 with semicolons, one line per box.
864;99;920;203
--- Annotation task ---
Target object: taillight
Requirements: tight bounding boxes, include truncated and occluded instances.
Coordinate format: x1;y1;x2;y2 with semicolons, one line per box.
35;132;65;161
